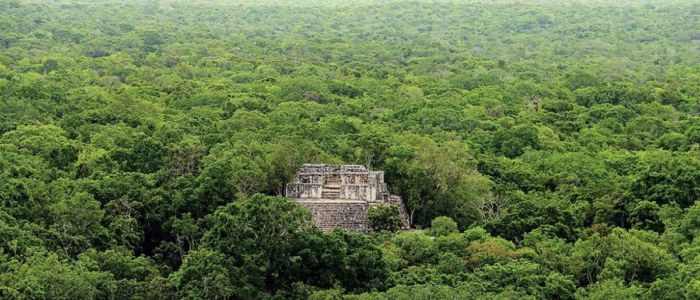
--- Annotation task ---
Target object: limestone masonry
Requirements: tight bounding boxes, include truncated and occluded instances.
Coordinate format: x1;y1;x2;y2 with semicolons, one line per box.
285;164;410;232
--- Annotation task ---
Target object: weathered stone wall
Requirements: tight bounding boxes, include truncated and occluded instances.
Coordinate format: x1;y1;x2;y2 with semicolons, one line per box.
297;201;369;232
340;184;374;201
286;184;322;199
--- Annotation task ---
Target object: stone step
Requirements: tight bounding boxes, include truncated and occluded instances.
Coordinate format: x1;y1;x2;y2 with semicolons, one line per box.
321;191;340;198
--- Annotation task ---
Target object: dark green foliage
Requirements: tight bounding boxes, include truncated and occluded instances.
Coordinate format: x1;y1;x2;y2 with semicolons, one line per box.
367;205;403;232
486;198;579;242
171;195;389;298
200;194;317;295
492;124;540;158
170;249;238;299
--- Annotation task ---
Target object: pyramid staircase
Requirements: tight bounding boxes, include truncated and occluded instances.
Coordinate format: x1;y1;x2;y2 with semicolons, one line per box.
321;177;341;198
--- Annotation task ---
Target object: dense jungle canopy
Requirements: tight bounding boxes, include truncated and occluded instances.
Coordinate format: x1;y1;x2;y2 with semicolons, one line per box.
1;0;700;299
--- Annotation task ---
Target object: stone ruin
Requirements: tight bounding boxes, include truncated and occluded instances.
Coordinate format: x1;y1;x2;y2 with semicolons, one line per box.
285;164;410;232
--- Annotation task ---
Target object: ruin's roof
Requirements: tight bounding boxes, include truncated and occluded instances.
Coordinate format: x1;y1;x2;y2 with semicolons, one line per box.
297;163;372;174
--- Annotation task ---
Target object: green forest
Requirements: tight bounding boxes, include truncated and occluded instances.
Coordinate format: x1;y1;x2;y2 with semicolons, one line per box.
1;0;700;298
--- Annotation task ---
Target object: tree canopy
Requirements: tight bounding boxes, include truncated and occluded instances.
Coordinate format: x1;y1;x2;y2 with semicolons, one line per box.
1;0;700;298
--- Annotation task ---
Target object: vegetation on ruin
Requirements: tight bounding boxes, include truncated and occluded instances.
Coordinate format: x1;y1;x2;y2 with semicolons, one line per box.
1;0;700;298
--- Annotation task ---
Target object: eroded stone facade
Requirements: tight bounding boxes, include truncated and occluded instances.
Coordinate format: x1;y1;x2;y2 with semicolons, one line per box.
285;164;410;232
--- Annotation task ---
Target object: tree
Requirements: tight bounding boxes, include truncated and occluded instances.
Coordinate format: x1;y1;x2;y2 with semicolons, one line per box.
485;198;579;242
0;250;107;299
40;59;59;74
492;124;540;158
385;135;487;228
354;124;391;169
0;124;78;169
568;228;677;286
367;205;403;232
265;140;321;196
470;260;576;299
170;249;238;300
628;201;664;232
391;231;438;266
428;217;458;237
77;248;166;299
576;279;644;300
200;194;316;295
327;229;390;293
49;192;107;255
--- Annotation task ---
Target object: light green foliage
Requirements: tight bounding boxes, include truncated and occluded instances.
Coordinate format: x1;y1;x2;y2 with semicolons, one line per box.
392;231;438;266
428;216;458;237
576;279;644;300
0;249;107;299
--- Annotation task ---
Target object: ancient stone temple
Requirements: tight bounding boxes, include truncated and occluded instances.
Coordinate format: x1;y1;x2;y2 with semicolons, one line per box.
285;164;410;232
